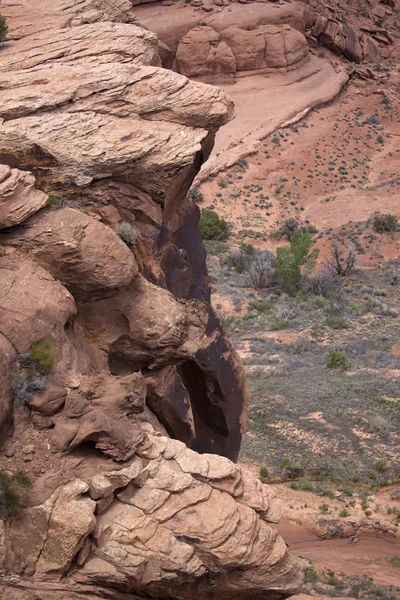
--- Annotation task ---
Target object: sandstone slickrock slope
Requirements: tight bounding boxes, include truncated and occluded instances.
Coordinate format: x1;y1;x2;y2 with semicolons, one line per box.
0;0;306;598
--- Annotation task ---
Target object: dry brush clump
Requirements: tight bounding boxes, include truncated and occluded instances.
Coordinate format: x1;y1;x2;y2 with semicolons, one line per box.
11;338;56;406
326;242;356;276
0;471;31;522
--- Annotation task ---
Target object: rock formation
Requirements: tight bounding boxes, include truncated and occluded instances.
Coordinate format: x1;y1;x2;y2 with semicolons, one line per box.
133;0;395;75
176;23;309;80
0;0;306;598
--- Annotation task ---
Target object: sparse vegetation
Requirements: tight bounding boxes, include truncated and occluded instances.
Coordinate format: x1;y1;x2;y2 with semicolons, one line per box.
281;459;304;479
0;471;31;522
11;373;46;407
326;350;349;370
304;269;342;300
187;186;204;203
12;338;56;405
275;231;319;295
373;213;398;233
0;14;8;44
116;221;137;246
19;338;56;375
47;193;65;207
199;209;229;241
327;242;356;276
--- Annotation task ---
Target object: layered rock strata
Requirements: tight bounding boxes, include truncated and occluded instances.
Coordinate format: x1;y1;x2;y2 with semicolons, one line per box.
0;1;306;598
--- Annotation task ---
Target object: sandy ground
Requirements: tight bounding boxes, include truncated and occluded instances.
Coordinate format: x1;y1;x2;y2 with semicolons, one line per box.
199;76;400;266
278;518;400;587
199;56;348;180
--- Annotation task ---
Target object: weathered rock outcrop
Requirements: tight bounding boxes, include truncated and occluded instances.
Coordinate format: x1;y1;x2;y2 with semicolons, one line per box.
177;23;309;80
133;0;393;73
0;1;306;597
0;166;47;229
1;421;306;599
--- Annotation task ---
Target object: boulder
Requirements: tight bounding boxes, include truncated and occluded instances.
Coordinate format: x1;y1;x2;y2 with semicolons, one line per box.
221;24;309;71
35;480;96;575
362;34;380;61
342;24;362;64
0;255;76;353
50;372;146;460
176;26;237;79
6;207;138;294
0;166;47;229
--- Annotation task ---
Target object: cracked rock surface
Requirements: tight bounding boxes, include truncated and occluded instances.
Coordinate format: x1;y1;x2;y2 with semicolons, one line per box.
0;1;306;598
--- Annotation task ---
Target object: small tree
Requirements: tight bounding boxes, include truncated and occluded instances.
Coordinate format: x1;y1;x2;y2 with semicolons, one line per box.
303;268;342;299
280;217;300;240
199;209;229;241
326;242;356;277
247;250;275;289
0;15;8;44
275;231;318;295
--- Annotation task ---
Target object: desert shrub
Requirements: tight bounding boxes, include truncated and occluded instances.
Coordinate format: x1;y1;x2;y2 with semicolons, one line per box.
47;193;65;207
326;350;349;370
291;336;313;354
12;338;55;405
0;471;31;521
19;338;55;375
281;459;304;479
199;209;229;241
0;14;8;43
226;242;255;273
375;458;389;473
276;297;297;320
116;221;137;246
326;242;356;276
259;467;269;479
373;213;398;233
249;299;272;312
366;415;390;433
203;240;228;256
275;231;318;295
326;311;349;329
280;217;300;240
303;268;342;299
187;186;204;203
22;339;55;375
247;250;275;289
305;567;319;583
269;318;288;331
11;374;46;407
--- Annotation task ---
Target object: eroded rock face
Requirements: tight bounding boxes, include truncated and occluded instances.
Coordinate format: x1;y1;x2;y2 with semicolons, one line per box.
0;1;305;597
6;207;138;295
0;166;47;229
1;423;307;598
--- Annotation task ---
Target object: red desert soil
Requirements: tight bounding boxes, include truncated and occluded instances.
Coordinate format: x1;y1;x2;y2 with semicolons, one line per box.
278;518;400;587
198;76;400;266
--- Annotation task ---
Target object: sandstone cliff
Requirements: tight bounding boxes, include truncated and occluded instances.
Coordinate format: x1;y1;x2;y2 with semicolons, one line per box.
0;1;306;598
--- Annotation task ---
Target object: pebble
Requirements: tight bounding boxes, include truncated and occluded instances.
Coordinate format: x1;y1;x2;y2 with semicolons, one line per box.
24;565;35;576
22;444;35;454
4;447;15;458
